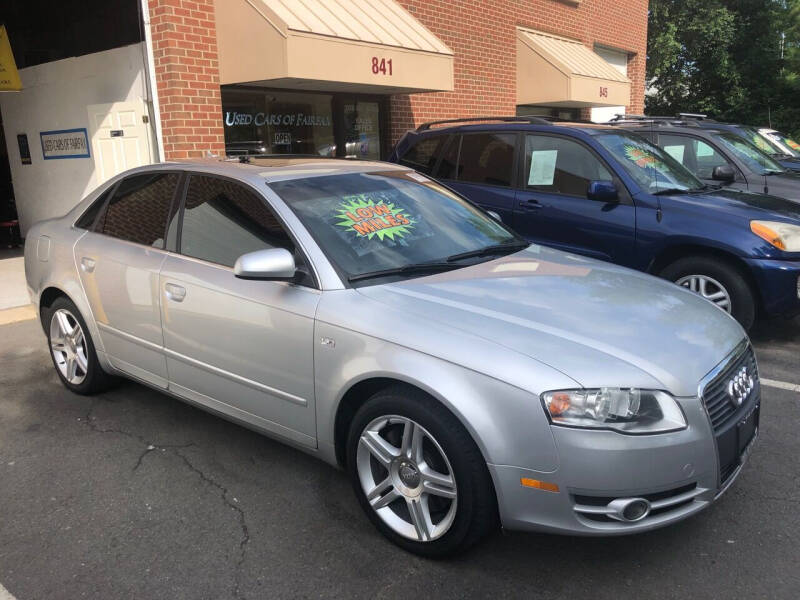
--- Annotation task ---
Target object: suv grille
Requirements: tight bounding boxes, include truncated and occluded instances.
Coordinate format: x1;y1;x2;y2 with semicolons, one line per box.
701;346;758;432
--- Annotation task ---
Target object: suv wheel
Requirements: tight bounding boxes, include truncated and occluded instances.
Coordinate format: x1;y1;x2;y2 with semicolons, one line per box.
44;297;116;394
346;385;497;556
660;256;756;330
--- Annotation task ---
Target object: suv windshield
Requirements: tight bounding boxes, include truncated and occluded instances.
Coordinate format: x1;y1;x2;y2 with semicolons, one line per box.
712;132;785;175
595;132;704;193
734;126;779;156
270;171;524;285
763;130;800;158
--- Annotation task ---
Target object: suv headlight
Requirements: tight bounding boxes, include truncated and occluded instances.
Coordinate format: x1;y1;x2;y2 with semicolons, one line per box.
751;220;800;252
541;388;687;434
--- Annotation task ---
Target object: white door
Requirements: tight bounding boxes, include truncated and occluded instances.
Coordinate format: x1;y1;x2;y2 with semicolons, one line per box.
87;100;155;184
591;47;629;123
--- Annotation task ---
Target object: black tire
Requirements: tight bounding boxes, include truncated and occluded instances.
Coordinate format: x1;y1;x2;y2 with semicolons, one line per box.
43;297;116;394
660;255;757;330
346;385;497;557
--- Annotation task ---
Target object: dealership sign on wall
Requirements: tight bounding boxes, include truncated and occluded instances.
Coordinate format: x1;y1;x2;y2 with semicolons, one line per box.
40;128;91;160
0;25;22;91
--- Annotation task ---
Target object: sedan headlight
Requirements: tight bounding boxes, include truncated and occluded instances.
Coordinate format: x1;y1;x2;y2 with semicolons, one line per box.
541;388;687;434
751;220;800;252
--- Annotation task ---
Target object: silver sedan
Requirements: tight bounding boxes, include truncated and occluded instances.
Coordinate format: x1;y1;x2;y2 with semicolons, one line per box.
25;158;760;555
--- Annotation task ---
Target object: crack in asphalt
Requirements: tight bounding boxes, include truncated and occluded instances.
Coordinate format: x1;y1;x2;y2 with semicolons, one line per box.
82;399;250;600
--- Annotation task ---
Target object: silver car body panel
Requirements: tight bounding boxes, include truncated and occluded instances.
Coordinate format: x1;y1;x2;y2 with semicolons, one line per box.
24;158;753;536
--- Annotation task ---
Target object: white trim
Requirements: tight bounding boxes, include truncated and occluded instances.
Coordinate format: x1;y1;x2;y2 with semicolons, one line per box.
140;0;165;162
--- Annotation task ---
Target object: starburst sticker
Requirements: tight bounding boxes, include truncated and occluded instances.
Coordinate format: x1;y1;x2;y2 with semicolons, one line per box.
624;144;661;168
334;195;414;241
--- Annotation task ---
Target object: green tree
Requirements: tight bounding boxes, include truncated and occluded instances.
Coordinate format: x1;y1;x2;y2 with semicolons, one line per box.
646;0;796;134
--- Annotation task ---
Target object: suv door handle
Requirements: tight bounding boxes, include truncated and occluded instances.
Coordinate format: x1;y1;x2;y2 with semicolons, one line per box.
80;257;96;273
518;198;543;211
165;283;186;302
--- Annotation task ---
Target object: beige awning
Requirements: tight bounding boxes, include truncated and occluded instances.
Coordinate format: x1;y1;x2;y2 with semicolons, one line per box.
214;0;454;94
516;28;631;107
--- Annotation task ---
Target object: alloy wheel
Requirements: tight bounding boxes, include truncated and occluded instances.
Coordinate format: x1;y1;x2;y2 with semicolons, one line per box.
676;274;732;313
356;415;457;542
49;308;89;385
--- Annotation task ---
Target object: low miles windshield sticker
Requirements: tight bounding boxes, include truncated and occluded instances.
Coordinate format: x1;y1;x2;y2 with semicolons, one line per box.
335;195;415;241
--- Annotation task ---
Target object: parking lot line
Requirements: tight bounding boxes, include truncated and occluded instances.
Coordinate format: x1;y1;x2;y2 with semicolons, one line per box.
761;378;800;393
0;582;17;600
0;304;35;326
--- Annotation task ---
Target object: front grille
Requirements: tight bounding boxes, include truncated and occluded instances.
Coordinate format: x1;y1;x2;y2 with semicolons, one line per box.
701;346;758;432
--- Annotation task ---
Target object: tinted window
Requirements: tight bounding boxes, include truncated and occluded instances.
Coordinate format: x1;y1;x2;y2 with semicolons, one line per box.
75;188;113;230
713;133;785;175
457;133;516;187
398;137;443;174
658;134;729;179
435;135;460;179
525;135;613;196
100;173;179;246
176;175;293;268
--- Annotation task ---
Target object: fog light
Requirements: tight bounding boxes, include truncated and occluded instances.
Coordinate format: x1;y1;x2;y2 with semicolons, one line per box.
607;498;651;522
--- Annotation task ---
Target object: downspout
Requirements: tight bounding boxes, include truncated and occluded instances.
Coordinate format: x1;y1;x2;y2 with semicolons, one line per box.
140;0;166;162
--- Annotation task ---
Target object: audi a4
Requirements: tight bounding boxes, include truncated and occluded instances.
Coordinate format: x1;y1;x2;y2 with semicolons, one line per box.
25;158;760;555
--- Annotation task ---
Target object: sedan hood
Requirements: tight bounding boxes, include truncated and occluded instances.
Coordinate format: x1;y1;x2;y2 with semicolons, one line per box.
357;246;745;397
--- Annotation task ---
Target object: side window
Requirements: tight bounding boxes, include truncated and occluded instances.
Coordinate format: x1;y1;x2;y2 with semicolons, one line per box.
524;135;613;197
434;135;460;180
660;134;728;179
398;137;443;174
457;133;516;187
99;173;179;246
176;175;294;268
75;187;113;230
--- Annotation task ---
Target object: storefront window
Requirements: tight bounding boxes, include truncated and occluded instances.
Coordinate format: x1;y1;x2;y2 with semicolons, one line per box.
222;89;335;156
342;101;381;160
221;88;385;159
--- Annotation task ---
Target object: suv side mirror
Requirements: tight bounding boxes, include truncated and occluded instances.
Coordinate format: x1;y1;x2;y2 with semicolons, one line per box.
587;180;619;203
234;248;296;281
712;165;736;183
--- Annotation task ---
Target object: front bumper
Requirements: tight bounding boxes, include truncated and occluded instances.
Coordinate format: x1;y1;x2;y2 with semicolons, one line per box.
490;388;760;536
743;257;800;317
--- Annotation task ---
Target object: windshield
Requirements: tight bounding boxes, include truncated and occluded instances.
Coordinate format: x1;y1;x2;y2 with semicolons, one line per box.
595;132;704;193
735;126;780;156
763;130;800;158
270;171;522;284
712;132;785;175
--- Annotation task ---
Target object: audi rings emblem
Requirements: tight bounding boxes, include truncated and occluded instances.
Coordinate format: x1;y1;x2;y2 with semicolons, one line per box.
726;366;754;406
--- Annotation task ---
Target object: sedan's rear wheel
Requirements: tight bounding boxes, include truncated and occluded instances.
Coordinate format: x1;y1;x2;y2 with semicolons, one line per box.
347;385;497;556
45;297;115;394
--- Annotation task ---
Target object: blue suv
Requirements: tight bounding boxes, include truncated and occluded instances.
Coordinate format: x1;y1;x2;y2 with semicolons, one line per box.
389;116;800;329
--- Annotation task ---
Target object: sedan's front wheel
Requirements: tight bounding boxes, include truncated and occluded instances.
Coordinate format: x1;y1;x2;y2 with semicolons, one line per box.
346;386;497;556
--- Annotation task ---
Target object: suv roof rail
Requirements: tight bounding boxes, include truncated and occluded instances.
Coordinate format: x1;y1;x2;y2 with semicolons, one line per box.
676;113;710;120
416;115;550;131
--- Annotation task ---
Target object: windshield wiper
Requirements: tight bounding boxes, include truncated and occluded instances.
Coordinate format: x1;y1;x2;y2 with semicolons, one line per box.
348;261;460;283
445;240;530;263
652;187;693;196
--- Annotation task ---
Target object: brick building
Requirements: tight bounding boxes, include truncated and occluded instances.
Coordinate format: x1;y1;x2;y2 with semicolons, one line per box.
0;0;647;232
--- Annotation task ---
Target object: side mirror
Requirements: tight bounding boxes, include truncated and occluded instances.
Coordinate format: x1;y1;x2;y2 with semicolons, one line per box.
486;210;502;222
587;180;619;203
234;248;296;281
712;165;736;183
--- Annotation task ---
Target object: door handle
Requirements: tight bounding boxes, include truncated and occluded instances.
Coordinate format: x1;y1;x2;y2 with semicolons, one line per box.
80;257;96;273
165;283;186;302
518;198;543;211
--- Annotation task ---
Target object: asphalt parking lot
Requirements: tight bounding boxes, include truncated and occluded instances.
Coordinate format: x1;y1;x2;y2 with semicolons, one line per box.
1;314;799;600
